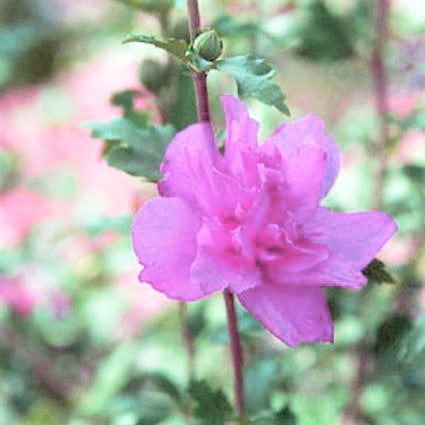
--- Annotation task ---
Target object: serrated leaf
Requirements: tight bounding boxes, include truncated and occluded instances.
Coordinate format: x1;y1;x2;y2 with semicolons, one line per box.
123;34;188;63
216;55;290;115
362;259;396;284
187;380;232;425
90;118;175;181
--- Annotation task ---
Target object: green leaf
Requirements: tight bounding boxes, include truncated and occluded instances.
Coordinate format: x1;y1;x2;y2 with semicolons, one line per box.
275;406;297;425
142;373;182;403
403;165;425;185
111;90;141;115
123;34;189;63
108;393;173;425
169;66;198;130
362;259;396;284
216;55;290;115
399;314;425;363
77;343;137;415
187;380;233;425
374;315;413;359
249;407;297;425
90;118;175;181
295;1;354;62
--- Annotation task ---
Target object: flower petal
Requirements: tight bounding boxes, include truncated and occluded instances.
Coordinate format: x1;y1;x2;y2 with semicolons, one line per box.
271;114;340;198
221;95;259;188
281;144;326;215
190;221;262;294
132;197;206;301
237;284;334;347
158;122;222;211
308;207;399;269
271;208;398;290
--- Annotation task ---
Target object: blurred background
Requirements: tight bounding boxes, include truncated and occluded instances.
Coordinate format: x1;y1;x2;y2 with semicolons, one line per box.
0;0;424;424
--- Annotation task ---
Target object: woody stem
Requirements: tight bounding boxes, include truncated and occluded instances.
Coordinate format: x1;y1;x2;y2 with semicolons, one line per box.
224;290;246;417
186;0;245;417
186;0;211;122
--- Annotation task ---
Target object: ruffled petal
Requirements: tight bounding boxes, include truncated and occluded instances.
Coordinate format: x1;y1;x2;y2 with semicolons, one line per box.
270;208;398;290
190;221;262;294
237;284;334;347
271;114;340;199
131;197;206;301
308;207;398;270
158;122;222;211
221;95;260;188
281;144;326;215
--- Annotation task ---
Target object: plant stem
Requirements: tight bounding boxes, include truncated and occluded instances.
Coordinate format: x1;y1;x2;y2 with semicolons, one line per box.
343;5;392;423
224;290;246;417
371;0;391;210
185;0;245;416
186;0;211;122
178;302;195;380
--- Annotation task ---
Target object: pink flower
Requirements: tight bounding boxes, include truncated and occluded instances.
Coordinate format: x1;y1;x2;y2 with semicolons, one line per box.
132;96;397;347
0;186;49;247
0;276;37;317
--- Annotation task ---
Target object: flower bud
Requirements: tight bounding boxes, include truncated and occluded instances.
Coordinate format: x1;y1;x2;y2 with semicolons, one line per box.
139;59;167;93
168;17;191;44
193;29;223;61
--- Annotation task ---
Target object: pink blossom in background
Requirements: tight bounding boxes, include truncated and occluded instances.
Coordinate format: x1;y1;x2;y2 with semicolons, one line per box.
0;49;156;216
387;92;418;118
392;130;425;165
0;186;49;247
0;276;38;317
132;95;397;347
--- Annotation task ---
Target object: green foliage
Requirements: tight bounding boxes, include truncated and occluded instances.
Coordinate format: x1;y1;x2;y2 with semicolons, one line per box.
400;314;425;363
216;55;290;115
139;59;169;93
403;165;425;185
108;393;173;425
123;34;189;63
374;315;413;366
187;380;233;425
90;118;175;181
213;15;273;41
168;17;191;44
249;407;297;425
295;1;354;61
362;259;396;284
112;0;173;14
245;357;279;414
169;66;198;130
